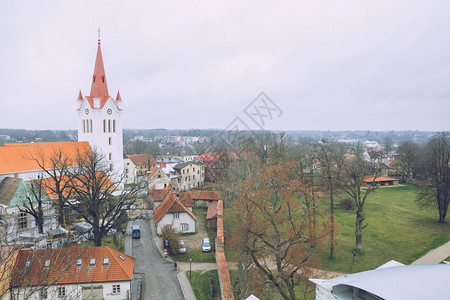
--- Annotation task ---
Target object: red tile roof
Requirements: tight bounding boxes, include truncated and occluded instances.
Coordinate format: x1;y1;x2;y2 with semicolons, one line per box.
0;142;91;174
363;176;400;183
11;247;134;287
127;154;156;168
179;192;193;207
206;201;218;220
191;190;220;201
149;185;172;202
154;190;197;224
90;41;109;98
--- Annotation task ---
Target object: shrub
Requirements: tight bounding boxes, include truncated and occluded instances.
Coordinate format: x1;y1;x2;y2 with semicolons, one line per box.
161;225;180;255
339;198;354;210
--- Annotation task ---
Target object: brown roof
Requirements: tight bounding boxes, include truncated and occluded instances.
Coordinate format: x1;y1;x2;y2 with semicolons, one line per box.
191;190;220;201
154;191;197;224
11;246;134;287
127;154;156;167
363;176;400;183
149;185;172;202
206;201;218;220
0;142;91;174
179;191;193;207
0;177;21;206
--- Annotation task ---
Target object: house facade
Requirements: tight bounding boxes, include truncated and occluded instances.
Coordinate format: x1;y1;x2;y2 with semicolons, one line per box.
9;246;135;300
173;161;205;191
124;154;157;185
0;178;56;248
154;190;197;235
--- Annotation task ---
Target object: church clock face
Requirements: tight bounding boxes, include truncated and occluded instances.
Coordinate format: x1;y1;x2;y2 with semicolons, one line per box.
85;108;89;115
107;108;112;115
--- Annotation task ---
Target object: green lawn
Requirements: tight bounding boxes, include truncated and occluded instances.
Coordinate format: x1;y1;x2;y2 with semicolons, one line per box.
188;270;221;300
319;184;450;273
77;234;124;252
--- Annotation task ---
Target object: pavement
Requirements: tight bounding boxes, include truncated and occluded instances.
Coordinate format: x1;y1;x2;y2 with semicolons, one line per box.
412;239;450;265
125;208;196;300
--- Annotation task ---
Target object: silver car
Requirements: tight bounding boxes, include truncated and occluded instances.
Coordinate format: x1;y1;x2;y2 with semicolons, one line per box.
178;240;187;254
202;238;211;252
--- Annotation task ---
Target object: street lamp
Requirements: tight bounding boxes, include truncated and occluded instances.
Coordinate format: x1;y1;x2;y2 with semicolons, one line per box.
190;258;192;279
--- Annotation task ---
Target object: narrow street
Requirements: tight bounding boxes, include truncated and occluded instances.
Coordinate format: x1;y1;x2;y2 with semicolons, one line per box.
127;211;184;299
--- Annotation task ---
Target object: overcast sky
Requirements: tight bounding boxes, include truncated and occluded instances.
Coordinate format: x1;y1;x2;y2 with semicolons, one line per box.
1;1;449;132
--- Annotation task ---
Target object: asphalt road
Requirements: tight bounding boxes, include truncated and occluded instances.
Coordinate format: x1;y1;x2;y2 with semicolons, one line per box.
130;214;184;299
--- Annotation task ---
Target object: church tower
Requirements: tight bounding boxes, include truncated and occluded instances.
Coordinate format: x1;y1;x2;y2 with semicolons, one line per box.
77;35;124;179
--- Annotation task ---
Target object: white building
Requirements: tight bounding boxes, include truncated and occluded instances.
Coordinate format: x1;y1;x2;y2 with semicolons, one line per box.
76;37;124;180
9;246;135;300
154;190;197;235
173;161;205;191
310;261;450;300
0;177;56;248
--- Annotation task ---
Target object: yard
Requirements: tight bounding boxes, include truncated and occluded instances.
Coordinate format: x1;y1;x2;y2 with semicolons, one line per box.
319;184;450;273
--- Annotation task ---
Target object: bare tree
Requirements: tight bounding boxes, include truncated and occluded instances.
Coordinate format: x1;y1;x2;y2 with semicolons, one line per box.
229;161;328;300
314;139;346;258
417;132;450;223
28;148;74;227
392;141;422;183
341;144;381;253
17;177;48;234
67;150;142;246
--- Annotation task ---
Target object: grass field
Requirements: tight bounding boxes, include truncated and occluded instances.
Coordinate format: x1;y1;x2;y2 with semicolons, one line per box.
318;184;450;273
188;270;221;300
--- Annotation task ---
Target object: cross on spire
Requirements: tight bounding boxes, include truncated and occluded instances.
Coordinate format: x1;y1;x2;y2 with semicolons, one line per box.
97;28;101;43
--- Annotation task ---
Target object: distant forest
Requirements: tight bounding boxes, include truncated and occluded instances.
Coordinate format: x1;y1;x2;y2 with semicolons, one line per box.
0;128;437;146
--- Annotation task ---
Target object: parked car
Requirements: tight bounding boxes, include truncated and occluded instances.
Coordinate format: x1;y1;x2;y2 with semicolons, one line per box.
178;240;187;254
202;237;211;252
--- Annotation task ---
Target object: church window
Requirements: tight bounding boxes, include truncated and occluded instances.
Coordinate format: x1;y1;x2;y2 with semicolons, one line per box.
109;137;112;145
90;120;93;133
113;120;116;133
109;153;112;160
108;120;111;132
103;120;106;133
110;164;113;172
83;120;85;133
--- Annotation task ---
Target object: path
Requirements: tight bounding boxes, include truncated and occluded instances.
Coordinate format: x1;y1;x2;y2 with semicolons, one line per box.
412;239;450;264
177;262;345;279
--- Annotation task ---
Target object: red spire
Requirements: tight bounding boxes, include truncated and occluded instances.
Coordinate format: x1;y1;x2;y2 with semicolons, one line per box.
77;89;83;100
90;39;109;98
116;90;122;101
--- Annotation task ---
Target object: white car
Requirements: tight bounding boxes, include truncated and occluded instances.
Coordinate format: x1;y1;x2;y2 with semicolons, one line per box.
178;240;187;254
202;238;211;252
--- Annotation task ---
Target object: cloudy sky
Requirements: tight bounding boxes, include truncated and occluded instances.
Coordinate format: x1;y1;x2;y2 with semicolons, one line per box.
1;1;449;132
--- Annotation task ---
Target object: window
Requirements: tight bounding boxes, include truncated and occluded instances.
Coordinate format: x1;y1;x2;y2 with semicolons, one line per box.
25;260;30;268
174;213;180;219
193;175;195;180
112;284;120;294
58;287;66;298
158;174;161;178
108;119;111;132
18;212;27;229
110;164;113;172
40;288;47;299
90;258;96;265
183;170;185;174
76;258;82;266
181;223;189;231
44;260;51;267
109;137;112;145
103;120;106;132
113;120;116;133
102;75;105;83
83;120;86;133
109;153;112;160
193;167;195;172
103;257;109;265
90;119;92;133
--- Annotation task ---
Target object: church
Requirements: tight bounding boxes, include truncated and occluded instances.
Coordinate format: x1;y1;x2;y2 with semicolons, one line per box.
0;36;124;181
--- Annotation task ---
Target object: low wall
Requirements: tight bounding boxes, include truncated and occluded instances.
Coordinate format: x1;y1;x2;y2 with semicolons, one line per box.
215;200;234;299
